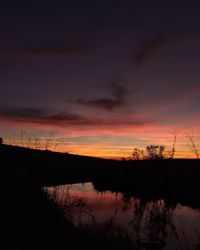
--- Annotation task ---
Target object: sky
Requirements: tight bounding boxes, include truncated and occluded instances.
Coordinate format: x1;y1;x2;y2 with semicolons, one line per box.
0;0;200;158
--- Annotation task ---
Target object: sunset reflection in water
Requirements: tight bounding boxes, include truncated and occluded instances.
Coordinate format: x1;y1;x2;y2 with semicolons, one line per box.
46;182;200;250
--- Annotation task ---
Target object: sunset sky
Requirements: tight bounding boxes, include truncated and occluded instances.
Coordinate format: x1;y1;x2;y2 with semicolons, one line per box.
0;1;200;158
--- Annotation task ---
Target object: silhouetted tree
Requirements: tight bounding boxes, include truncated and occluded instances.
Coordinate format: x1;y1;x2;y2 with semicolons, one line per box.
11;131;64;152
145;145;166;160
185;131;199;159
170;129;179;159
132;148;144;160
0;137;3;144
131;145;167;160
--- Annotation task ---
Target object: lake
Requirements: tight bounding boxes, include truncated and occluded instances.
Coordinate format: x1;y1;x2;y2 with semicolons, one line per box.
46;182;200;250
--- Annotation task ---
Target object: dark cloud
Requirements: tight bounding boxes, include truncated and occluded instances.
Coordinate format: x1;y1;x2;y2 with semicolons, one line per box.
0;106;91;126
1;45;88;59
0;106;151;128
75;81;128;111
134;32;165;67
0;107;46;119
76;98;123;111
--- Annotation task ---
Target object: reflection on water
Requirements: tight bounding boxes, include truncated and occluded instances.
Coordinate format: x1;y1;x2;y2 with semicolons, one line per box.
46;182;200;250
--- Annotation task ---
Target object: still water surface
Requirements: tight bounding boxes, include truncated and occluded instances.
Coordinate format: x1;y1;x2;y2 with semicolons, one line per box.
46;182;200;250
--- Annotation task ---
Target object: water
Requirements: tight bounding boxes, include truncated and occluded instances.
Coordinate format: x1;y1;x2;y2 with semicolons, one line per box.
46;182;200;250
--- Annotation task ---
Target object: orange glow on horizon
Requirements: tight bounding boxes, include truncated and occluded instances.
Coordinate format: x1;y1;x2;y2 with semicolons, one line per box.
2;119;200;160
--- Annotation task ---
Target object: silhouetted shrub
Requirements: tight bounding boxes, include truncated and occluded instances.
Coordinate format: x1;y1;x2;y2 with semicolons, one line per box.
132;148;144;160
131;145;168;160
145;145;165;160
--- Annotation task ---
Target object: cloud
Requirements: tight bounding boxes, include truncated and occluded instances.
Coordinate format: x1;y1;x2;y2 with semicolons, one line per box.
134;32;165;67
1;44;88;59
132;29;200;67
0;106;46;118
74;81;128;111
76;98;123;111
0;106;92;126
0;106;151;128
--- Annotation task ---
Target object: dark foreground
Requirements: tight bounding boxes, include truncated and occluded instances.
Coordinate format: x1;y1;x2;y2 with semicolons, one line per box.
0;144;200;249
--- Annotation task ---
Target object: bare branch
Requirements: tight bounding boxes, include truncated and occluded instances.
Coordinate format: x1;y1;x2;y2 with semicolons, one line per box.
185;130;199;159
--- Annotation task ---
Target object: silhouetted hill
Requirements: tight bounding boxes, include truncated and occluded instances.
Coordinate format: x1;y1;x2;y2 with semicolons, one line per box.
1;144;200;208
0;144;93;250
1;144;200;249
